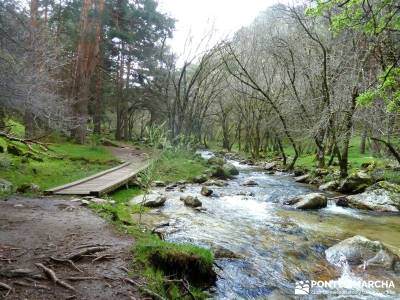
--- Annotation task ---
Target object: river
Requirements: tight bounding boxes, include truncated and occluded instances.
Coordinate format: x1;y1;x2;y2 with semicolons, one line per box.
146;151;400;299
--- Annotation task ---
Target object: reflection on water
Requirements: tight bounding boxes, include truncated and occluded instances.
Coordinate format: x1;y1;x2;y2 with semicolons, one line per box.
145;151;400;299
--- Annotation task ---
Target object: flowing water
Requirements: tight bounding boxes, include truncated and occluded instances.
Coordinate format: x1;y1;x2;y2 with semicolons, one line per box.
146;151;400;299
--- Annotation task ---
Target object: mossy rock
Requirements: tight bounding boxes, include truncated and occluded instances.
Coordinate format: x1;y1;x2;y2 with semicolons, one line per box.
192;174;209;184
368;181;400;193
207;156;225;166
24;152;43;162
7;144;24;156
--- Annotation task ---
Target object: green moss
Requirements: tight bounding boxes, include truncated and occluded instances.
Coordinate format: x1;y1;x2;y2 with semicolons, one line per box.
153;149;208;182
109;187;143;203
0;142;117;194
6;119;25;137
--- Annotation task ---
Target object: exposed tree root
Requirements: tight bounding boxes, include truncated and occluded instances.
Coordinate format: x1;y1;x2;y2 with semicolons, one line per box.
92;254;115;263
0;131;49;152
14;280;50;290
0;281;12;297
50;257;83;273
35;263;76;292
65;246;109;261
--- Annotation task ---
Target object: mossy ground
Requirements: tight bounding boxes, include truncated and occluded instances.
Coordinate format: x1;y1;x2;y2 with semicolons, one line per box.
0;139;117;194
152;148;208;182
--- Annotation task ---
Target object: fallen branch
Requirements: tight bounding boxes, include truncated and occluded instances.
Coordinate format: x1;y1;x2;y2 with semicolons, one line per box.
0;131;49;152
50;257;83;273
124;278;166;300
35;263;76;292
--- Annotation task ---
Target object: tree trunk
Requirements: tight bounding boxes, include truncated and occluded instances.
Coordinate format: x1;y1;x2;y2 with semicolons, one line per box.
360;126;368;154
339;89;358;178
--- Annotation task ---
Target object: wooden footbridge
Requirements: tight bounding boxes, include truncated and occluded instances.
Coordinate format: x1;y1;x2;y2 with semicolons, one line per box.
45;161;148;196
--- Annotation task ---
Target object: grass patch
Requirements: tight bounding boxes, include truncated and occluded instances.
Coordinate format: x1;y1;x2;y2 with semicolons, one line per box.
0;140;118;194
153;148;208;182
110;186;142;203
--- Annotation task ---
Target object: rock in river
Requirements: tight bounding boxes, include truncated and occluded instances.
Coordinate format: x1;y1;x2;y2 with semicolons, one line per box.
242;179;258;186
319;180;340;191
130;193;167;208
180;195;202;207
337;171;373;193
201;186;213;197
222;163;239;176
325;235;400;271
294;174;311;183
340;188;400;212
285;193;327;209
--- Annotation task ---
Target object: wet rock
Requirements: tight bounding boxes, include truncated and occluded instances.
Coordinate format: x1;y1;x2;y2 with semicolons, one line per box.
294;174;310;183
285;193;327;209
194;207;207;212
237;191;255;197
180;195;202;207
325;235;400;271
130;194;167;208
319;180;340;191
0;178;13;193
207;156;225;166
343;189;400;212
337;171;373;193
204;179;227;187
152;180;166;187
242;179;258;186
192;174;209;184
16;183;41;193
212;245;242;259
263;162;277;171
222;163;239;176
201;186;213;197
165;183;178;191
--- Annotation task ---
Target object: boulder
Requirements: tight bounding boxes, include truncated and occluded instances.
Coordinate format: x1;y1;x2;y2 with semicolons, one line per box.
325;235;399;271
16;183;41;193
315;168;329;176
212;245;242;259
130;194;167;208
242;179;258;186
180;195;202;207
192;174;209;184
152;180;166;187
294;174;311;183
222;163;239;176
368;181;400;193
342;189;400;212
319;180;340;191
0;178;13;193
207;156;225;166
203;179;227;187
201;186;213;197
285;193;327;209
263;162;277;171
337;171;373;193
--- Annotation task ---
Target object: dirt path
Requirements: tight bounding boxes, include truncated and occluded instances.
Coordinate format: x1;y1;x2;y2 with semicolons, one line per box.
0;197;145;299
0;145;151;299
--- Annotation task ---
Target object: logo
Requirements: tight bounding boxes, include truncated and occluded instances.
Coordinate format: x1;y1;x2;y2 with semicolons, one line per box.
295;280;310;295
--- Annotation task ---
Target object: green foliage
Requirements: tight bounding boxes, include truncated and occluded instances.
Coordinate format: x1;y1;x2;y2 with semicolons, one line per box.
6;119;25;137
110;187;142;203
306;0;400;34
357;66;400;112
49;143;116;162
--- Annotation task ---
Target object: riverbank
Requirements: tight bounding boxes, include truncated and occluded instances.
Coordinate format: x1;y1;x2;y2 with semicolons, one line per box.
132;150;400;299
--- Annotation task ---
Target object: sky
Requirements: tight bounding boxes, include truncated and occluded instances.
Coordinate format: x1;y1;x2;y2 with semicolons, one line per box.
158;0;283;58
